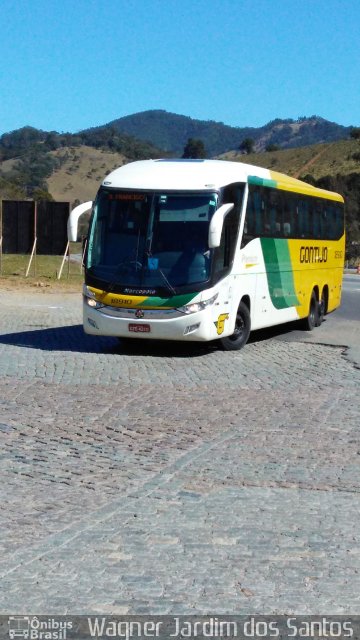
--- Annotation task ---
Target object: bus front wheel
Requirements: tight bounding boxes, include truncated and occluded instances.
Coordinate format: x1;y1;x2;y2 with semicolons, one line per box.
220;301;251;351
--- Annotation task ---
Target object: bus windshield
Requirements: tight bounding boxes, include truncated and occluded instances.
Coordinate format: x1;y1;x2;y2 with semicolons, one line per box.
86;190;218;289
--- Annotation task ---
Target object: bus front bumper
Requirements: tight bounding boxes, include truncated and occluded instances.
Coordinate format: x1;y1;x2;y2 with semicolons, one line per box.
83;301;219;342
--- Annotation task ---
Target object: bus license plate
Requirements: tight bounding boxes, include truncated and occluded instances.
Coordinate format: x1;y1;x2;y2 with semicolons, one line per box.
128;323;151;333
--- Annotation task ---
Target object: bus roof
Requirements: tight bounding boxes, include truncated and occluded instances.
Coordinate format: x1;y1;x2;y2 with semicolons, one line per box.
102;159;344;203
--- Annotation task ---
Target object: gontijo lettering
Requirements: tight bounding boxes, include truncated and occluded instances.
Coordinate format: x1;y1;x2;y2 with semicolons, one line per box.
300;246;328;263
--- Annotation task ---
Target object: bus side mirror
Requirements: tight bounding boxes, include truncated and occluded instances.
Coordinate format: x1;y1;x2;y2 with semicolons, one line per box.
67;201;93;242
208;203;234;248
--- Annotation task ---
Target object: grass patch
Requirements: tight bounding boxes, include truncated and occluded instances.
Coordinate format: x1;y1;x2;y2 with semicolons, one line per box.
0;251;84;291
221;139;360;179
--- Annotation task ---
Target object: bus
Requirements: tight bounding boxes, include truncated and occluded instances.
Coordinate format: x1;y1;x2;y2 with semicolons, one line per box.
68;159;345;350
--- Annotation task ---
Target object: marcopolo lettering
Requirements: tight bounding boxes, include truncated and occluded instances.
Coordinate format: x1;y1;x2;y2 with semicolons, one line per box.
300;246;328;264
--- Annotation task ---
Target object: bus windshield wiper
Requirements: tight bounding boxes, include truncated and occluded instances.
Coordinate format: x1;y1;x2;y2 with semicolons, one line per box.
104;259;142;294
156;265;177;296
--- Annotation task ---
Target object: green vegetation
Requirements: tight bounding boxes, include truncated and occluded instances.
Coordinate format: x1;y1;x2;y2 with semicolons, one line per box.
239;138;255;154
0;125;164;197
182;138;206;158
32;187;54;201
350;127;360;140
0;175;25;199
265;143;280;152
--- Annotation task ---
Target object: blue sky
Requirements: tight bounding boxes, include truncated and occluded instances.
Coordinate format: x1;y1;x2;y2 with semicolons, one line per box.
0;0;359;135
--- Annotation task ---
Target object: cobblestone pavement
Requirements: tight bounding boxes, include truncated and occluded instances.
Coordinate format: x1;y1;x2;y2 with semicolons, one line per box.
0;289;359;614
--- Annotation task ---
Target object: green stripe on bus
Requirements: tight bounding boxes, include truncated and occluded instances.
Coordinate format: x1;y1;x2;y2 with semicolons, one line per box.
248;175;277;189
260;238;299;309
138;292;196;308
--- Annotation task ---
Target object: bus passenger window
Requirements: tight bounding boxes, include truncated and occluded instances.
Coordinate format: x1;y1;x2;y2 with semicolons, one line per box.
254;189;263;236
283;196;293;237
335;206;344;238
293;201;301;238
313;200;322;239
326;204;336;239
267;190;281;236
308;204;314;239
283;222;291;236
320;207;328;238
298;199;308;238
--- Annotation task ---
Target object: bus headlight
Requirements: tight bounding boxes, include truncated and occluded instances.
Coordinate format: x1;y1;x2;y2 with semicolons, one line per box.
83;285;104;309
86;297;104;308
177;293;218;315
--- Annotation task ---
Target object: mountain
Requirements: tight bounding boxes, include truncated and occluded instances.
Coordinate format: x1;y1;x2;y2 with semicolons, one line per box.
97;110;351;156
0;113;358;256
0;125;164;200
0;113;353;191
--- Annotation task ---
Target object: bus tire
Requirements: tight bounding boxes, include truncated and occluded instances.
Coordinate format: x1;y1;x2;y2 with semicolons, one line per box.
220;301;251;351
302;291;319;331
317;290;326;326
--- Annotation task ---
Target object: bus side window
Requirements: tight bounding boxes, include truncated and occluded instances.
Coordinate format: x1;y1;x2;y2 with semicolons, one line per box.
264;189;281;236
254;188;263;236
283;195;293;237
292;193;298;236
241;186;257;247
293;203;299;237
320;205;328;238
298;199;308;238
223;209;239;267
313;200;322;239
308;202;314;239
335;205;344;239
326;204;336;240
216;183;243;270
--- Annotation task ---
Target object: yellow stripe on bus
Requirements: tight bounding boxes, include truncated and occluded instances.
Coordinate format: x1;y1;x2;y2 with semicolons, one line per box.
88;287;148;308
269;171;344;203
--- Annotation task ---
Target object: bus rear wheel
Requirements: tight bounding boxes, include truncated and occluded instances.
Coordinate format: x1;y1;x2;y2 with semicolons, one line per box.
302;291;319;331
317;289;327;326
220;301;251;351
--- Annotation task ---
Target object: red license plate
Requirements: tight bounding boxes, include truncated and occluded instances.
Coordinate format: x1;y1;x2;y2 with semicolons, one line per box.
128;323;151;333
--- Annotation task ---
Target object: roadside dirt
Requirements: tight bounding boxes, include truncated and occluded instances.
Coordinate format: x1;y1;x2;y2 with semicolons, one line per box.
0;277;82;293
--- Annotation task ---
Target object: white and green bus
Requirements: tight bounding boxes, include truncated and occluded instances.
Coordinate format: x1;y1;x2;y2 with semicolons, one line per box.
68;159;345;350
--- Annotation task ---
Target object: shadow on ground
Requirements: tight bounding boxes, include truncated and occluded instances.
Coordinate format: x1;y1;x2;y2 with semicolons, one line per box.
0;319;307;358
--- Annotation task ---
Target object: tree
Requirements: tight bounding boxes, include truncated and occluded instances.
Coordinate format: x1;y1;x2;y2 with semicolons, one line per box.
239;138;255;154
350;127;360;140
265;143;280;152
44;132;60;151
182;138;206;159
32;188;54;201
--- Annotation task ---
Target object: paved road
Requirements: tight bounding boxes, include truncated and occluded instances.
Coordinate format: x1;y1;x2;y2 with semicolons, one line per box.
0;283;359;614
271;273;360;367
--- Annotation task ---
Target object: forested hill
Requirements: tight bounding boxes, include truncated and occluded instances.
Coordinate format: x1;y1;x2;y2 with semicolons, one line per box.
98;110;351;156
0;125;164;200
0;112;353;195
0;114;359;257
